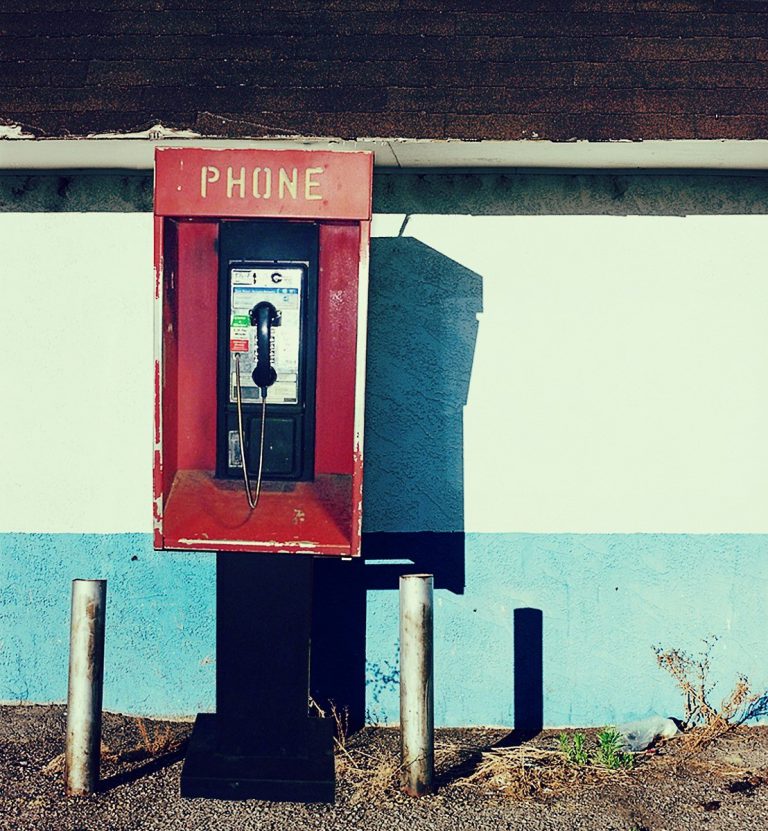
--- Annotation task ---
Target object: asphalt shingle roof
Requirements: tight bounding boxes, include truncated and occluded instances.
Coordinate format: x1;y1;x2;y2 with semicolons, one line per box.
2;1;768;141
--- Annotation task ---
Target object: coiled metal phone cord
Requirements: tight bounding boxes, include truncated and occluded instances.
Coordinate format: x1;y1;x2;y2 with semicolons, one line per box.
234;352;267;511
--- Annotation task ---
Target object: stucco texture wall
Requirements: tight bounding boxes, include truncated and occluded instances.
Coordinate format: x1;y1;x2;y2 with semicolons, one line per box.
1;172;767;727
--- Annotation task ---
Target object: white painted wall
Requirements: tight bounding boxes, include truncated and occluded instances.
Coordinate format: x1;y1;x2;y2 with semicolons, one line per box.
403;215;768;533
0;214;154;532
1;212;767;534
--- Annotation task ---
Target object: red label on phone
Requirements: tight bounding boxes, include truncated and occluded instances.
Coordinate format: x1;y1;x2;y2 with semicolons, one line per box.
230;339;249;352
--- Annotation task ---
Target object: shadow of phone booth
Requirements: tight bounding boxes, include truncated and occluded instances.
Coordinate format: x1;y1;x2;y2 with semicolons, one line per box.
311;237;483;731
153;148;373;802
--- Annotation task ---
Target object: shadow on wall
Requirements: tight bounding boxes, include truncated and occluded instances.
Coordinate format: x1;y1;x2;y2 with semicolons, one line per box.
495;608;544;746
312;235;483;730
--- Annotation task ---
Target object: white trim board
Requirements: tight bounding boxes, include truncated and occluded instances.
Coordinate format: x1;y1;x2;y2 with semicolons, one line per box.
1;131;768;171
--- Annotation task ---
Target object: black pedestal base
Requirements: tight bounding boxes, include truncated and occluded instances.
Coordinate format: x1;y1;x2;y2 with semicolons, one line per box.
180;714;335;802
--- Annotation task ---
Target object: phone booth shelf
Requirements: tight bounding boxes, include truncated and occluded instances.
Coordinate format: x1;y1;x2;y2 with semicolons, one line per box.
152;147;373;803
153;147;372;559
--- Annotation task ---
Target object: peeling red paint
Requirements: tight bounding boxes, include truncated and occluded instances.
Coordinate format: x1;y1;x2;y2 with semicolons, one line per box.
152;490;162;523
152;449;163;545
153;217;164;300
171;536;351;556
351;441;365;557
153;360;161;446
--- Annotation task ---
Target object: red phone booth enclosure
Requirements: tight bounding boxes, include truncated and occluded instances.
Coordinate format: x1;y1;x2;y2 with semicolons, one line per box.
153;148;373;556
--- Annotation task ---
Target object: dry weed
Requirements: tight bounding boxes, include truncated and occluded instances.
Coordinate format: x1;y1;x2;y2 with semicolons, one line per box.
654;638;768;750
329;702;350;754
41;753;66;777
41;741;117;777
41;719;183;778
310;697;402;802
337;735;465;802
308;697;351;754
100;741;119;764
434;738;464;771
684;754;757;780
336;746;400;803
133;717;180;757
453;744;630;800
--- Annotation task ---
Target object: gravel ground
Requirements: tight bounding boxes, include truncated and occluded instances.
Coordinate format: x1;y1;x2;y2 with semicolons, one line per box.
2;704;768;830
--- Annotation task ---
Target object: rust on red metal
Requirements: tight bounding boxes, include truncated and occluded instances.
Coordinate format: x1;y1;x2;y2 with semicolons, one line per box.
154;147;372;220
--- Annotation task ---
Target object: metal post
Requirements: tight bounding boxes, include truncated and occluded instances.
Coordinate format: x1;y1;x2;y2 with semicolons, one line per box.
399;574;434;796
65;579;106;796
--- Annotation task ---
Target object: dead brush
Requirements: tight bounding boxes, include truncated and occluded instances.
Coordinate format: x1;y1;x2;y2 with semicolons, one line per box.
333;735;463;802
41;741;118;777
654;637;768;751
308;696;350;753
452;743;629;800
133;716;181;757
101;717;185;767
42;719;181;778
309;697;401;802
336;747;400;803
454;746;579;799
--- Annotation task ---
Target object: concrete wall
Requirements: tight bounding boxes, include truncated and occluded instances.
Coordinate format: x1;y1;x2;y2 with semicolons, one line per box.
2;173;767;727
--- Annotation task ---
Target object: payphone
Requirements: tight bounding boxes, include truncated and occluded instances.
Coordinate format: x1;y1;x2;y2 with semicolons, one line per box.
153;148;373;801
153;148;371;557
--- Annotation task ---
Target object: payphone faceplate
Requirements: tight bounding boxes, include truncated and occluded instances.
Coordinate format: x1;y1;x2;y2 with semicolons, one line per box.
228;265;305;406
217;220;318;483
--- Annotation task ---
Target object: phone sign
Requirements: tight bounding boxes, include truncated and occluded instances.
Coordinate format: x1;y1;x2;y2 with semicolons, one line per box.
230;339;249;352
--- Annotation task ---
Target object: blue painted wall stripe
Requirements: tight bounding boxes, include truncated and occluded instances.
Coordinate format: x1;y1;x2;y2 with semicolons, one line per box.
2;532;766;727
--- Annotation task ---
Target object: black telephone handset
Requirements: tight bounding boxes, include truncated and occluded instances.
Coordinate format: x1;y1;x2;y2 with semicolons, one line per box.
249;301;280;398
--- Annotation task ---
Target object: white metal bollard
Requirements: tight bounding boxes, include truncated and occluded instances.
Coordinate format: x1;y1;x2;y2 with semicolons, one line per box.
399;573;434;796
65;579;107;796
